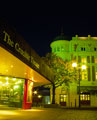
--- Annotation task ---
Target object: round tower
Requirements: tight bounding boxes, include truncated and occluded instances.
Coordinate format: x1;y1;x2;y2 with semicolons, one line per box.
50;34;70;60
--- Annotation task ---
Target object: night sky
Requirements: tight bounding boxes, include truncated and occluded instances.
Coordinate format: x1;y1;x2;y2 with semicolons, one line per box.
0;2;97;57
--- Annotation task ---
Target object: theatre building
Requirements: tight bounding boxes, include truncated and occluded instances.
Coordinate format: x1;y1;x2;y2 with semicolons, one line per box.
0;21;53;109
50;34;97;107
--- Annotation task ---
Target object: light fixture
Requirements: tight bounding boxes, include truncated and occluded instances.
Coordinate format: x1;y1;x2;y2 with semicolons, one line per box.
0;81;2;84
11;65;13;68
82;65;86;70
5;77;9;80
33;90;37;94
72;63;77;68
6;81;9;85
30;82;33;86
6;70;8;72
13;78;16;81
38;95;42;98
14;85;19;89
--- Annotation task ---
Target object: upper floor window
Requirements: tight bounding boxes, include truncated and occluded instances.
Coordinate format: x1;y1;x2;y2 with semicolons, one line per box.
57;47;60;52
96;72;97;80
81;47;85;51
91;56;95;63
54;48;56;52
87;56;90;63
61;46;64;51
82;70;87;80
78;56;81;63
74;44;78;51
94;48;97;51
95;58;97;63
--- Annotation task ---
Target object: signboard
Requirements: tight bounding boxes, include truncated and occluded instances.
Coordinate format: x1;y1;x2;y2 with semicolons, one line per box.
0;21;39;71
0;20;54;82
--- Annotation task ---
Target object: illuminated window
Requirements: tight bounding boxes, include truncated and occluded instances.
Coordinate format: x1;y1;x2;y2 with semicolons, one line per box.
61;46;64;51
60;94;66;102
82;70;87;80
82;58;86;63
80;94;90;101
96;72;97;80
95;58;97;63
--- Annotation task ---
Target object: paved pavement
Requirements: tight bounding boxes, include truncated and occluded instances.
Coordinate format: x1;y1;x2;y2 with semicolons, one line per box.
0;106;97;120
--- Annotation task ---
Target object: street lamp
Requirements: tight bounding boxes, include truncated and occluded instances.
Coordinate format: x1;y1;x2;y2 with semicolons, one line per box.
72;63;86;108
33;90;37;95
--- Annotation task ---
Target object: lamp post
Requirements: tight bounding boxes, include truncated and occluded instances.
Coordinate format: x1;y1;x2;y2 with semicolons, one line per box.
72;63;86;108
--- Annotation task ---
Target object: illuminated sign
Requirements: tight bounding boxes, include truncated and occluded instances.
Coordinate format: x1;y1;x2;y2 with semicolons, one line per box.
1;30;39;69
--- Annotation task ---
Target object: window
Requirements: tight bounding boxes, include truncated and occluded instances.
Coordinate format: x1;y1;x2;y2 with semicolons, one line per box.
88;66;91;81
92;66;95;81
57;47;60;52
95;58;97;63
87;56;90;63
78;56;81;63
81;47;85;51
94;48;97;51
54;48;56;52
91;56;94;63
74;44;78;51
82;70;87;80
82;58;86;63
60;94;66;102
80;94;90;101
96;72;97;80
61;46;64;51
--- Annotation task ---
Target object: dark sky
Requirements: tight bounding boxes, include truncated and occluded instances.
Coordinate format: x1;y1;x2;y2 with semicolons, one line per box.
0;2;97;56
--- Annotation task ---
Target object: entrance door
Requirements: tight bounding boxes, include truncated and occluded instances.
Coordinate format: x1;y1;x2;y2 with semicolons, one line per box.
80;93;90;106
60;94;67;106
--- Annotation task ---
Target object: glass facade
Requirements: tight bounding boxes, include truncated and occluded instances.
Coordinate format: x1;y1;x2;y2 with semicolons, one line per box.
0;76;24;108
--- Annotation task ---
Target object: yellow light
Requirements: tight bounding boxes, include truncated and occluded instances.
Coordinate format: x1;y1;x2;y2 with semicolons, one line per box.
6;81;9;85
2;84;5;86
30;82;33;86
13;78;16;81
15;80;22;84
72;63;77;68
33;91;37;94
82;65;86;70
0;110;19;115
6;70;8;72
38;95;42;98
11;65;13;68
14;85;19;89
0;81;2;84
5;77;9;80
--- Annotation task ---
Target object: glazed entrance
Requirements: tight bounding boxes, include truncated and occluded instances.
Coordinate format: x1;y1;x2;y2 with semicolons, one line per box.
0;76;24;108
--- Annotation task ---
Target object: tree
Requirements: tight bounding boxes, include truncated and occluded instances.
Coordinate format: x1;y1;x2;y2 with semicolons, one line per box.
43;53;77;104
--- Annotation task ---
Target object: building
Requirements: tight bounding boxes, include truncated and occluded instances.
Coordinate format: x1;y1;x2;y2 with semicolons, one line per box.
0;20;54;109
50;34;97;107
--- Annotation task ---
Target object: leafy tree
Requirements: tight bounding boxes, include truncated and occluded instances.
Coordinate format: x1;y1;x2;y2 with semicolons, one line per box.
43;53;77;104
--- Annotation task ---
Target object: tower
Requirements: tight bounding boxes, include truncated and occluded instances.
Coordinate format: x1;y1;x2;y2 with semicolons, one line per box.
50;33;70;61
